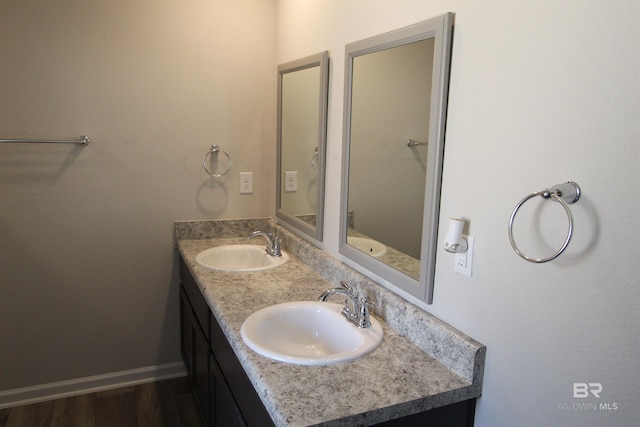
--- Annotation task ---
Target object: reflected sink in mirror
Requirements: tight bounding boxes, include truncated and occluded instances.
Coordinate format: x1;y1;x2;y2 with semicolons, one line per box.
240;301;383;365
347;236;387;258
195;245;289;272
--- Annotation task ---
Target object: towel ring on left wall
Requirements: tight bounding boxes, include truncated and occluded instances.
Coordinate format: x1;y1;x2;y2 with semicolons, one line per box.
202;145;231;177
508;181;581;263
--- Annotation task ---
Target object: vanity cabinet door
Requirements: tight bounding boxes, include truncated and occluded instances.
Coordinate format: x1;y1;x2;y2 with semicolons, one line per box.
180;259;211;341
210;352;247;427
179;286;193;377
193;320;211;426
180;285;210;426
210;313;274;427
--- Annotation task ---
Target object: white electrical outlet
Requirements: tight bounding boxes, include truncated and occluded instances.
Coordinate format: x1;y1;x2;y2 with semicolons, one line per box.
240;172;253;194
285;171;298;192
454;236;474;277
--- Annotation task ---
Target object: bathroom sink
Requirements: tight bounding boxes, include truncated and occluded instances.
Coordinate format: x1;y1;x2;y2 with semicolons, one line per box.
240;301;383;365
195;245;288;272
348;236;387;257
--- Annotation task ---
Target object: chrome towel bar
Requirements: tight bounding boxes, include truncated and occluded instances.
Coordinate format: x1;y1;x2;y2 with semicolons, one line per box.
0;136;90;146
407;139;427;147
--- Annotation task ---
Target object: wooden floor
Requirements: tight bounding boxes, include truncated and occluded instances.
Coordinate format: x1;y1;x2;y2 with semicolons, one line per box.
0;377;203;427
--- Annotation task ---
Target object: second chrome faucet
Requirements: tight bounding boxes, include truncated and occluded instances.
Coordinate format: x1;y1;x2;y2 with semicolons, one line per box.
319;281;373;328
248;230;282;258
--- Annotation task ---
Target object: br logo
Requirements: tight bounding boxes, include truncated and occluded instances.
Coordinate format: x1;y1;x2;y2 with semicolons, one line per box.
573;383;602;398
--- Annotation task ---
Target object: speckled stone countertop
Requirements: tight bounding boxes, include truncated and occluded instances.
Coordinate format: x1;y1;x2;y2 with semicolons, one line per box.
175;219;485;427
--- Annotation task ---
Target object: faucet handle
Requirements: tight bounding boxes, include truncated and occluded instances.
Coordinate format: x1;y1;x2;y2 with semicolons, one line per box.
339;281;353;292
357;296;374;328
361;297;375;308
272;235;282;257
334;282;353;315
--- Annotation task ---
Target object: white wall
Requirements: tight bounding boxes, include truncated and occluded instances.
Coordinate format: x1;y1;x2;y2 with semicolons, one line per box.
276;1;639;426
0;0;275;391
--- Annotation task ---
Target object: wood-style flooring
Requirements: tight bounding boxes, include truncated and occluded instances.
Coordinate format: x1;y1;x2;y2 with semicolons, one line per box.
0;377;203;427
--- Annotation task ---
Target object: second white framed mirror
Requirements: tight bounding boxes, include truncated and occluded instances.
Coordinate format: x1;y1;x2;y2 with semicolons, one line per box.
276;51;329;242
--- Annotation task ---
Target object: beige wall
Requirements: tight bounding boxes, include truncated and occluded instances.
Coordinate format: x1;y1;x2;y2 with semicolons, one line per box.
0;0;275;391
276;1;639;426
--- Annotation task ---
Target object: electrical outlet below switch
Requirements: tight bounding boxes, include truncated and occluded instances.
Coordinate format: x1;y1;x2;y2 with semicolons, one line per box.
454;236;474;277
240;172;253;194
285;171;298;192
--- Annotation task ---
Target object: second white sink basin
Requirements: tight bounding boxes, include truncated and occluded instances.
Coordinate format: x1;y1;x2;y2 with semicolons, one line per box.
240;301;383;365
348;236;387;257
195;245;288;272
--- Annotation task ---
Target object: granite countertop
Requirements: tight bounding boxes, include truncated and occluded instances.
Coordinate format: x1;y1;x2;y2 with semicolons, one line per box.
177;234;482;427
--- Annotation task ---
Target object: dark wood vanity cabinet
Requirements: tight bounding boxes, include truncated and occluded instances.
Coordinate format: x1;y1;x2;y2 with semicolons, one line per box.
180;257;274;427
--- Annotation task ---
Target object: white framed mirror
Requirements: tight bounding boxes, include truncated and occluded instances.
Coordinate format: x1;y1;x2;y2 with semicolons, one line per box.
339;13;453;303
276;51;329;242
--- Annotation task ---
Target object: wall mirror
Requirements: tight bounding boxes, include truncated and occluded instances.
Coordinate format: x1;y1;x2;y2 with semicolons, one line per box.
339;13;453;303
276;51;329;242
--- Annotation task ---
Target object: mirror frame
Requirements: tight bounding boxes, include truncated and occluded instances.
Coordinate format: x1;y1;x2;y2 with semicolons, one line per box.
339;13;453;304
276;51;329;242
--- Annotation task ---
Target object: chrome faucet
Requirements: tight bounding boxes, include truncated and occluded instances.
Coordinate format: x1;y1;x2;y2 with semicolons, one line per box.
318;281;373;328
247;230;282;258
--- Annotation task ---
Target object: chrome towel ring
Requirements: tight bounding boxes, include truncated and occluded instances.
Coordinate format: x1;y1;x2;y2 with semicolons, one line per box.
508;181;581;263
202;145;231;177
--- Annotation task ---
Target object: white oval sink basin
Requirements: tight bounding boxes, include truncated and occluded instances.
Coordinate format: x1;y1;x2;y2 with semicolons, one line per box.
240;301;383;365
348;236;387;257
195;245;288;272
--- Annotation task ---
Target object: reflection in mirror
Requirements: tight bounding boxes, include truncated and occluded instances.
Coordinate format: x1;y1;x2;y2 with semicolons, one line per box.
276;52;329;242
340;14;453;303
349;38;434;278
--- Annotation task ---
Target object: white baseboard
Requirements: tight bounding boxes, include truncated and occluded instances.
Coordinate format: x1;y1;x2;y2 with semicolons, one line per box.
0;362;187;409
